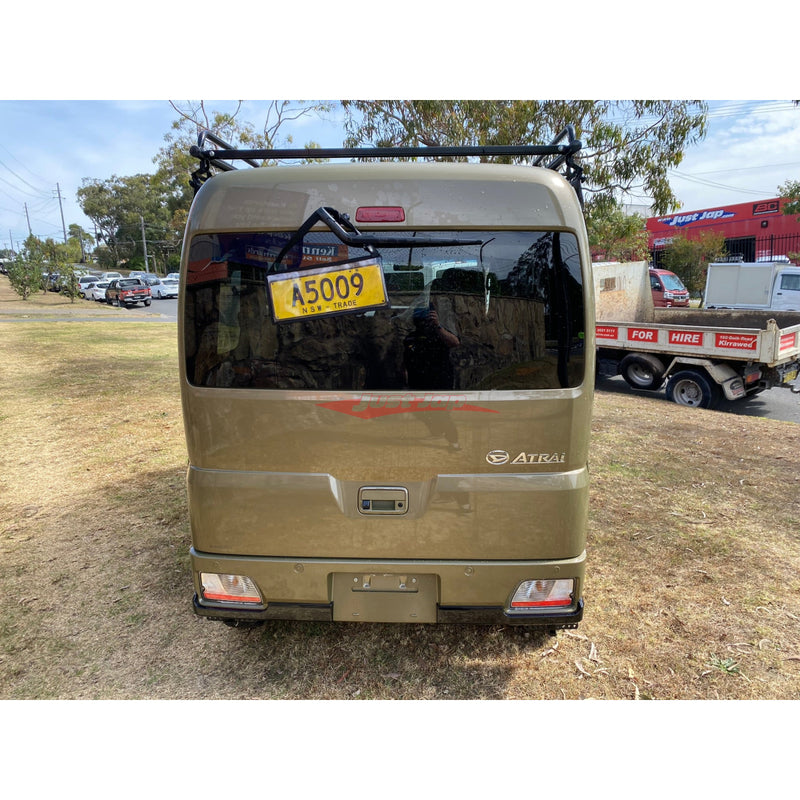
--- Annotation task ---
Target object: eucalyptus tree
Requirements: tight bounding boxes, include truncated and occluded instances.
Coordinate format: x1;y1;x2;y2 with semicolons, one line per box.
152;100;334;260
341;100;708;215
77;173;172;270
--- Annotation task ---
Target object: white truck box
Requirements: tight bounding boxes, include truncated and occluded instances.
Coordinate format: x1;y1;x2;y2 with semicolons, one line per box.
705;261;800;311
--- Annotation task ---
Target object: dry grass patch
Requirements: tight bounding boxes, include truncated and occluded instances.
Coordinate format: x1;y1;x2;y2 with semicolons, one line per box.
2;277;800;699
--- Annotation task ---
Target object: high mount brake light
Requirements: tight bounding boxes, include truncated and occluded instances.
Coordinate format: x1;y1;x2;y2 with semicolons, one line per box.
355;207;405;223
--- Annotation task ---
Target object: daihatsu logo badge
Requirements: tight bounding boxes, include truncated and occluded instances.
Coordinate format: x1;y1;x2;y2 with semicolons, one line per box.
486;450;567;465
486;450;510;465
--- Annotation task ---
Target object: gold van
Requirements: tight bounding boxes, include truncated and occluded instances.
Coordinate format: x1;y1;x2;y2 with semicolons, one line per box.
180;130;594;628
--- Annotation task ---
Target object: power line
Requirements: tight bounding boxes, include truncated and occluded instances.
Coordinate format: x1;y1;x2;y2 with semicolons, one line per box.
0;157;50;194
669;169;773;197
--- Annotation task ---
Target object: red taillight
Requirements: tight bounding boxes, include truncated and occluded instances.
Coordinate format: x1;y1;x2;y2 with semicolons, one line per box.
356;206;405;223
508;579;576;613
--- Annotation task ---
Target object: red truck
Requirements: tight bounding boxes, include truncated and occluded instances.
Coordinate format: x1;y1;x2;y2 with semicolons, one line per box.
105;278;152;309
649;267;690;307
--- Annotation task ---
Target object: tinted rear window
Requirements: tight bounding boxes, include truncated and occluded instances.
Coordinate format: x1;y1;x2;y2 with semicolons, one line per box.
184;230;586;391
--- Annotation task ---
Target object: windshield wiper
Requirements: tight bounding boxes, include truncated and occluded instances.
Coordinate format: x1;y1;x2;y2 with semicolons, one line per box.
273;206;483;271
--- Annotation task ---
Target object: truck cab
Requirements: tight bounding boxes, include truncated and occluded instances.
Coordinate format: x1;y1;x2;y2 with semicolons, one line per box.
649;268;689;307
771;267;800;310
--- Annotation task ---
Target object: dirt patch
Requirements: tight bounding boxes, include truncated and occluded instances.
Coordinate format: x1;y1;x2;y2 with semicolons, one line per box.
2;276;800;700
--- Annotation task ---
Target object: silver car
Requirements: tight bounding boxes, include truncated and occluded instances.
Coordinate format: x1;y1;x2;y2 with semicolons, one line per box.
151;277;179;299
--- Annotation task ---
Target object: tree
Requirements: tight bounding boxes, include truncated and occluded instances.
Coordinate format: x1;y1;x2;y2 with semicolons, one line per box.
7;253;41;300
77;173;172;270
341;100;708;215
660;230;726;296
778;180;800;262
7;235;49;299
585;200;650;262
778;179;800;218
152;100;333;258
68;224;94;263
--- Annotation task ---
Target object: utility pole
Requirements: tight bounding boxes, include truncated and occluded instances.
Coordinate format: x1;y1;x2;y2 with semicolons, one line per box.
24;204;32;237
140;215;149;273
55;183;67;244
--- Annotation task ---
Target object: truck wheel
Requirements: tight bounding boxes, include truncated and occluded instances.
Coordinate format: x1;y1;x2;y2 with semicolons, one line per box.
665;370;720;410
619;353;665;391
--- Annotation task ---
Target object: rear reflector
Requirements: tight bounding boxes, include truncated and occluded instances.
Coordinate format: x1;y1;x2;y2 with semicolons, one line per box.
508;579;575;612
200;573;262;604
355;206;405;223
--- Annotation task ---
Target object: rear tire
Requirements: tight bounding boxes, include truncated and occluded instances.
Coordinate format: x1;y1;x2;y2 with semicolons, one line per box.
619;353;666;391
665;369;720;409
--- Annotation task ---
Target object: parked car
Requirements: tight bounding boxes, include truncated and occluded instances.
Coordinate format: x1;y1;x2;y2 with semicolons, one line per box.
151;277;179;299
101;271;123;282
128;271;149;280
650;268;690;308
77;275;99;299
91;281;110;302
140;274;161;288
165;272;180;281
106;278;152;308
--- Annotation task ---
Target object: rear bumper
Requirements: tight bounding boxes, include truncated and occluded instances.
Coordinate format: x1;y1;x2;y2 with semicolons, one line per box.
190;547;586;629
192;595;583;628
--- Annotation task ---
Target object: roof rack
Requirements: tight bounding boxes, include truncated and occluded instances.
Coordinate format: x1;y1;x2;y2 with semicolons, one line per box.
189;125;584;206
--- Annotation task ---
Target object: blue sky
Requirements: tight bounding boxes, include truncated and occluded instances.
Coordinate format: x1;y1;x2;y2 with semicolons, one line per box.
0;100;347;249
2;99;800;251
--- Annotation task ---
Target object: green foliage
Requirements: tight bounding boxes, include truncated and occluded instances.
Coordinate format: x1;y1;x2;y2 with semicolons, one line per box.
57;263;81;303
68;224;94;263
586;200;650;261
152;100;333;236
660;230;727;295
708;654;742;676
778;179;800;220
6;235;86;302
341;100;708;214
77;173;174;271
6;252;43;300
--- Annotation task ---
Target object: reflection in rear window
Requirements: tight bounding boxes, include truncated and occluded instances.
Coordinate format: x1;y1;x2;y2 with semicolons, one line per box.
184;230;586;391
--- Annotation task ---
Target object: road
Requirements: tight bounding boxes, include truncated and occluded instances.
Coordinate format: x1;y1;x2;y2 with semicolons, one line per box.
106;297;178;322
596;373;800;424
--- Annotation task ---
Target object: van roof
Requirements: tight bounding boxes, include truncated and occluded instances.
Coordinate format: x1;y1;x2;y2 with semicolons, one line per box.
186;160;585;235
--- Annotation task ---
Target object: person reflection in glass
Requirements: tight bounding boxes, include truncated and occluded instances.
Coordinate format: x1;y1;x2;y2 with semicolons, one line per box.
404;301;461;451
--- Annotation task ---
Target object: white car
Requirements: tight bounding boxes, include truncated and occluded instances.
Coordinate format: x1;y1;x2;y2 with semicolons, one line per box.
91;281;111;302
165;272;180;281
101;271;123;281
77;275;100;299
151;277;179;299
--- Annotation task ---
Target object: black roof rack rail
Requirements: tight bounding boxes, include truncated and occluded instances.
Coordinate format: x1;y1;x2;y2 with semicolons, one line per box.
190;125;584;206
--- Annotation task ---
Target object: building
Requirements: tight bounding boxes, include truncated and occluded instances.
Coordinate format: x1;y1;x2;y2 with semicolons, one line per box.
647;198;800;265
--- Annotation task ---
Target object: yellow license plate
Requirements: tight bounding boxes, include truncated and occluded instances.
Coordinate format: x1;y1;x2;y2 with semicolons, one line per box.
784;369;798;383
267;258;389;323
